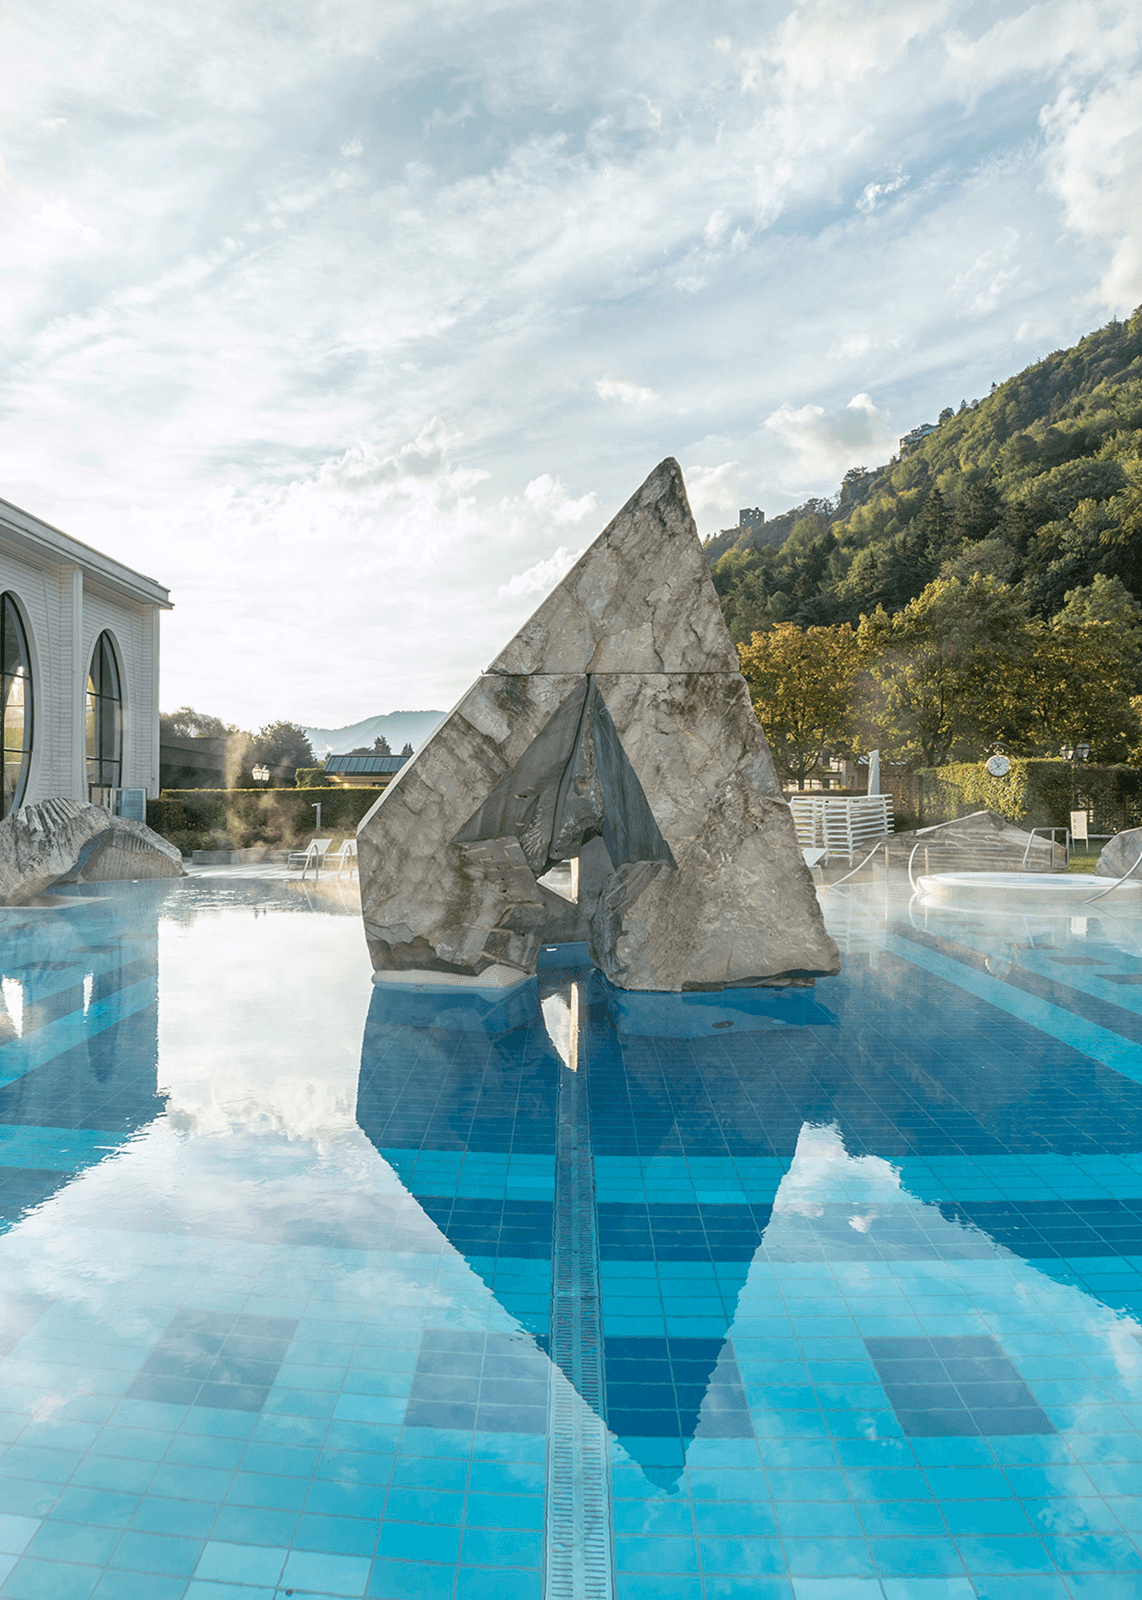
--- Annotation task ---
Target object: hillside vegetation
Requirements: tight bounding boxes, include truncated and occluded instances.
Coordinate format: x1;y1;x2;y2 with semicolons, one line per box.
715;310;1142;780
710;308;1142;640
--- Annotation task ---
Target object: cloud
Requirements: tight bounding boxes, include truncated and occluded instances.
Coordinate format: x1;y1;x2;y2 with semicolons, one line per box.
0;0;1140;722
1040;73;1142;313
142;426;605;726
950;227;1022;314
498;544;586;599
764;393;897;485
857;171;908;213
594;377;658;404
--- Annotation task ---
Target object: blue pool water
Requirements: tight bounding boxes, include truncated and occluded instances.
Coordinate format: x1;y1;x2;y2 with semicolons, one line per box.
0;874;1141;1599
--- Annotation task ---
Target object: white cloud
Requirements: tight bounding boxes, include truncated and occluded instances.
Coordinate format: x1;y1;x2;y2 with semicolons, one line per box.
1040;73;1142;313
594;377;658;404
857;171;908;213
498;544;587;599
950;228;1022;314
764;393;896;485
0;0;1139;721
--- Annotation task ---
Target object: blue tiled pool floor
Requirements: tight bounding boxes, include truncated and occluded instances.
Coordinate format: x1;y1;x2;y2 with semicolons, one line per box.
0;876;1140;1597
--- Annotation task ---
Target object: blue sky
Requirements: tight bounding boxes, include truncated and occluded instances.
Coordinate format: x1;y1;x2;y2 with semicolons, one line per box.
2;0;1140;727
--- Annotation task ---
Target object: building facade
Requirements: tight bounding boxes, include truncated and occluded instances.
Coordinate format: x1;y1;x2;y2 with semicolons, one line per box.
0;495;171;817
322;752;408;789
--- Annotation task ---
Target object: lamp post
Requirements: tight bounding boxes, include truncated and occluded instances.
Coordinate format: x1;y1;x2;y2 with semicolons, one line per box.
252;764;270;786
312;801;322;833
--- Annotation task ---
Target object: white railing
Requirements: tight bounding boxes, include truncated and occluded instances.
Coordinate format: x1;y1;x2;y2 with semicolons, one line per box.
789;794;894;864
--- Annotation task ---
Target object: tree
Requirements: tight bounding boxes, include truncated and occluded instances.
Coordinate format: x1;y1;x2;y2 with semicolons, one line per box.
738;623;862;789
159;706;240;741
1016;575;1142;760
372;735;391;754
239;721;315;787
400;742;414;756
857;575;1033;767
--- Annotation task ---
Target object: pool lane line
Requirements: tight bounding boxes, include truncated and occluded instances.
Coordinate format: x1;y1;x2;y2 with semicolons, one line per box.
885;929;1142;1083
546;992;614;1600
896;922;1142;1045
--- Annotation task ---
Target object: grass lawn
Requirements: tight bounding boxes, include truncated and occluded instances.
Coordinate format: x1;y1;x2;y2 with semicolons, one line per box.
1065;849;1104;873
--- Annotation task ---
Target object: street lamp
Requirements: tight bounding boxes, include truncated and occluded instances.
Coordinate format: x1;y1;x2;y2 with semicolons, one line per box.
252;764;270;785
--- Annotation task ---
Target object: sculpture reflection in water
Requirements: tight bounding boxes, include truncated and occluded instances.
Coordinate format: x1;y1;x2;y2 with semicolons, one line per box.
356;948;1142;1487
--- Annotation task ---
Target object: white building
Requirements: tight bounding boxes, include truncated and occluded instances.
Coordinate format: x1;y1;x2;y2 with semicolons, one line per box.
0;495;171;818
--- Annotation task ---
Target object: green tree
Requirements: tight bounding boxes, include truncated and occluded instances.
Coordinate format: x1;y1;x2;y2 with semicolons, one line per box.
239;721;315;787
1017;575;1142;760
857;575;1033;767
738;623;862;788
159;706;241;740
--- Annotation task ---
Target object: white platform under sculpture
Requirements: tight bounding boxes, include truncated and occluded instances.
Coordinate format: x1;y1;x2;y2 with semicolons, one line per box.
356;458;841;992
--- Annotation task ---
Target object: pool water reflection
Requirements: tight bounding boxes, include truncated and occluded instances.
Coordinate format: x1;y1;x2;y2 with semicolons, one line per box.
0;875;1139;1598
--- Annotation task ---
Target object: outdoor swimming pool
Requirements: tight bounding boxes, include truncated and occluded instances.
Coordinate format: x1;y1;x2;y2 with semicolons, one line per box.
0;872;1140;1600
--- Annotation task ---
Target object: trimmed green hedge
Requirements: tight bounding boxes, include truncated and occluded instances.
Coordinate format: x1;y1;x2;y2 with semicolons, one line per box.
920;760;1142;833
147;788;387;854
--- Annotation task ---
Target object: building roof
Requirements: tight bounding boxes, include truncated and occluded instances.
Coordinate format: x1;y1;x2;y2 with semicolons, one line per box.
0;495;172;609
324;753;408;775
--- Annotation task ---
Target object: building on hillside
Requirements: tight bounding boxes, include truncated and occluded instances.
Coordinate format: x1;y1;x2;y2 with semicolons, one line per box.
0;495;171;819
898;423;937;459
323;752;408;790
738;507;765;531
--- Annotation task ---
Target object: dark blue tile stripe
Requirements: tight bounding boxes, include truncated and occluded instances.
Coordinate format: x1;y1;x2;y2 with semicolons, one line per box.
895;922;1142;1045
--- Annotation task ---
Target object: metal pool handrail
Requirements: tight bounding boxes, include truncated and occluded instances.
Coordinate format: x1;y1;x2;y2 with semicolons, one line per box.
1084;841;1142;905
819;838;889;891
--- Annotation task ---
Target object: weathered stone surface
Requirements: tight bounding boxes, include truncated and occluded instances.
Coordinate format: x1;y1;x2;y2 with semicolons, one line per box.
1096;825;1142;879
357;458;840;991
487;458;741;677
904;810;1065;871
0;797;184;903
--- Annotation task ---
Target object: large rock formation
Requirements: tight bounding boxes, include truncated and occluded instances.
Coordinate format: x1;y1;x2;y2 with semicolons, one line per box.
357;458;840;992
0;797;184;903
1096;825;1142;880
902;810;1065;872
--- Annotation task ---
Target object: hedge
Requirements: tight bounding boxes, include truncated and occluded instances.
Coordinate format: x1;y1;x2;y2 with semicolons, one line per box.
919;760;1142;833
147;788;386;854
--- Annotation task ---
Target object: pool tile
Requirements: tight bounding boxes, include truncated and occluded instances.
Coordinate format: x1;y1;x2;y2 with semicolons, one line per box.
279;1549;372;1596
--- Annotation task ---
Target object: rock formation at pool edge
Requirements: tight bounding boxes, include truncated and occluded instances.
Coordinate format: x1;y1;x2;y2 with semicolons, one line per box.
356;457;840;992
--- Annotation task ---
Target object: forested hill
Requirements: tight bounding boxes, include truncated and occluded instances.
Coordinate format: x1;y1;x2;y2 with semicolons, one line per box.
709;308;1142;642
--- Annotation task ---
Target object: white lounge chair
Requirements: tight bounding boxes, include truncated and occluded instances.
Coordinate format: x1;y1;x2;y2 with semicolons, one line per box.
288;838;332;879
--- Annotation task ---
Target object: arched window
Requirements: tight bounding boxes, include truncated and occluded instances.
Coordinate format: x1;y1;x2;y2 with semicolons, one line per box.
1;594;33;818
86;632;122;794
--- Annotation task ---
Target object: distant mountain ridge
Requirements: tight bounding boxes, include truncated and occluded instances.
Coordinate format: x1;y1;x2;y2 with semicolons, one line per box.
304;710;445;755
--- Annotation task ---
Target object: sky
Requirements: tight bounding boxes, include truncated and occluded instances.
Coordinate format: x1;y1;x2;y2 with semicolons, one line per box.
2;0;1141;730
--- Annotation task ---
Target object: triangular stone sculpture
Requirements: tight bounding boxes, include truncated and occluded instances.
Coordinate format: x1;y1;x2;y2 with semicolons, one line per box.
357;458;840;991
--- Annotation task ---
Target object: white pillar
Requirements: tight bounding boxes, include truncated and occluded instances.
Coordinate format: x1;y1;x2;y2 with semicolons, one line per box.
68;567;86;802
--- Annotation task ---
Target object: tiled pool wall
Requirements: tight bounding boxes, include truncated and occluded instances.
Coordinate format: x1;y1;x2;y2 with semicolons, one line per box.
0;879;1138;1597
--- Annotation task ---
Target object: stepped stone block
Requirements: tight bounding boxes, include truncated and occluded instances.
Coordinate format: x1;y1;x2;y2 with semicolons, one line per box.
357;458;840;991
0;797;184;903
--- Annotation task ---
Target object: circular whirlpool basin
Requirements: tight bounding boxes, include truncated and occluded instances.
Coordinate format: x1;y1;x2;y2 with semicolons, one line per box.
916;870;1142;908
